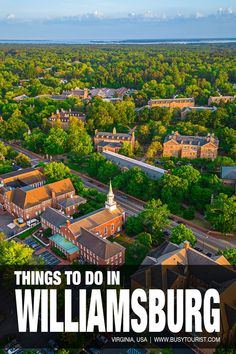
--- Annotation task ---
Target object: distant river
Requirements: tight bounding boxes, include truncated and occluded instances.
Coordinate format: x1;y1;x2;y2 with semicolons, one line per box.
0;38;236;45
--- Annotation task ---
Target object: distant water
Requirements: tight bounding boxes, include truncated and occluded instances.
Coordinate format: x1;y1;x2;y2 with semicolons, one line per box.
0;38;236;45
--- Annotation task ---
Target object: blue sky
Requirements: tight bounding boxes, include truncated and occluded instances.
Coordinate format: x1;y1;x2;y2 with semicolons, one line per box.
0;0;235;19
0;0;235;40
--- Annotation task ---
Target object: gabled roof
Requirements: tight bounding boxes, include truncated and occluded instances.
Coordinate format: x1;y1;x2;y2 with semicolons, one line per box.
68;206;124;236
58;195;86;208
221;166;236;180
97;141;122;148
78;228;125;259
164;133;219;147
149;98;194;103
7;178;74;209
41;207;69;228
0;167;42;182
142;241;230;266
95;132;131;139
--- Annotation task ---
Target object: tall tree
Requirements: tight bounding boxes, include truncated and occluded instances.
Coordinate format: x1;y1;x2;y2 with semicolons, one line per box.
170;224;197;246
0;233;33;265
44;127;68;156
15;153;31;168
206;194;236;233
142;199;170;244
44;162;71;183
67;119;93;161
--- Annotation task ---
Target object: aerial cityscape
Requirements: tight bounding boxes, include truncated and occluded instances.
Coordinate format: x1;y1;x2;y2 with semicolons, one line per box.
0;1;235;354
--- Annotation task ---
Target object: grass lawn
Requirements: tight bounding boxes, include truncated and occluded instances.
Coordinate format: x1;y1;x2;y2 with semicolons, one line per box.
51;246;67;260
17;225;40;239
191;216;211;229
108;233;146;265
67;161;89;175
108;233;135;247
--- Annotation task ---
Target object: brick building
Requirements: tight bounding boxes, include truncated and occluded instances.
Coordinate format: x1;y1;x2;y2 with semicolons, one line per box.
141;240;230;266
90;87;129;99
138;242;236;350
78;227;125;265
3;178;80;220
0;167;45;189
102;150;166;180
208;96;236;105
221;166;236;191
163;131;219;160
62;88;89;99
41;182;126;264
0;168;46;204
181;106;217;119
49;234;79;262
49;109;86;128
148;97;195;109
94;127;135;153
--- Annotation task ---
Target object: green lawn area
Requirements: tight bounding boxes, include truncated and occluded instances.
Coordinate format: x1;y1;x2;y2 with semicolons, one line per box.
17;225;40;239
108;233;135;247
191;216;211;229
51;246;67;259
108;233;146;265
66;161;89;175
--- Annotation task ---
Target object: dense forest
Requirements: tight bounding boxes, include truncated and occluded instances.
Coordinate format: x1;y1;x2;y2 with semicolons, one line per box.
0;44;236;101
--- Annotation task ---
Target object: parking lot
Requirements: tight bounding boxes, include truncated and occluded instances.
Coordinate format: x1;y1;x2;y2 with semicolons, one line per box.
24;237;44;254
0;212;25;238
38;250;61;265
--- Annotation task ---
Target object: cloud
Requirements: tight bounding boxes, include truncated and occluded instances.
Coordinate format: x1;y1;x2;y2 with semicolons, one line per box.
5;14;16;21
217;7;235;15
0;11;235;40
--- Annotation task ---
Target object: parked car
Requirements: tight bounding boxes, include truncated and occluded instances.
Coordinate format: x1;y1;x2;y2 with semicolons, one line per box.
26;218;39;227
17;218;24;225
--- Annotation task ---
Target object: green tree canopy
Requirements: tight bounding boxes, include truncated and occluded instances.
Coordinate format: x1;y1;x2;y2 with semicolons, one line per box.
44;127;68;156
170;224;197;246
67;119;93;161
44;162;71;183
206;194;236;233
0;233;33;265
141;199;170;244
15;153;31;168
173;165;201;186
221;248;236;265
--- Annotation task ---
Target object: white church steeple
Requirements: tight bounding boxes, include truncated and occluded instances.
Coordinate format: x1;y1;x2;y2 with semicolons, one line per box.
105;180;117;211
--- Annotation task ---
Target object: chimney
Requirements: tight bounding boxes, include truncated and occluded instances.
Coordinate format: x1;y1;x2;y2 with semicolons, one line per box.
51;190;57;207
184;241;190;250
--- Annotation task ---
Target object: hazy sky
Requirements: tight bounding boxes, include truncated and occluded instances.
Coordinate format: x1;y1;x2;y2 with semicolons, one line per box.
0;0;235;40
0;0;235;19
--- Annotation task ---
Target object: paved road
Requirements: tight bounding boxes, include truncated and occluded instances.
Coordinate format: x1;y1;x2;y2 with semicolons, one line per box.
6;143;236;254
74;171;235;255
